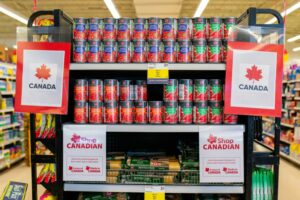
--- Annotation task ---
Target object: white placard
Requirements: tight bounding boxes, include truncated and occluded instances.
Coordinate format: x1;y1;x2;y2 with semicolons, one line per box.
199;125;244;183
63;124;106;181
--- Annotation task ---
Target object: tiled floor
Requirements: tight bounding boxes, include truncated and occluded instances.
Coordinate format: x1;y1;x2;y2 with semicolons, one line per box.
0;159;299;200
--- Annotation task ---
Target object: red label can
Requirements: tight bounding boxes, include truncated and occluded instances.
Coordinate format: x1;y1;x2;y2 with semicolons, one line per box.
164;102;178;124
179;102;193;124
162;40;176;63
209;79;222;101
224;114;238;124
117;18;131;41
119;101;134;124
208;101;222;124
88;18;102;41
103;18;117;41
117;41;131;63
102;40;117;63
208;17;222;39
89;79;103;101
120;80;134;101
132;40;146;63
73;41;87;63
222;40;227;63
132;18;147;40
223;17;236;39
208;39;222;63
134;101;148;124
193;79;208;102
104;79;119;102
74;101;88;123
104;101;118;124
177;41;192;63
147;40;162;63
149;101;163;124
148;17;162;40
162;18;177;41
192;39;207;63
177;18;191;41
179;79;193;102
88;40;102;63
74;79;88;101
163;79;178;102
73;18;88;41
89;101;103;123
193;101;208;124
134;80;147;101
192;17;207;39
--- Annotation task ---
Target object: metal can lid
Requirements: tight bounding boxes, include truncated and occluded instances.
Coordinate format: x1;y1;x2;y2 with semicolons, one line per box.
192;17;206;23
224;17;237;24
120;101;134;107
209;79;222;85
148;40;161;45
179;101;193;107
179;79;193;85
103;40;117;45
103;18;117;23
178;40;192;46
74;41;87;46
166;79;178;85
104;101;118;107
194;101;207;107
163;40;176;45
89;79;103;86
75;79;88;85
194;79;208;85
89;101;103;107
74;101;87;107
149;101;163;107
208;101;222;107
134;101;148;107
88;18;102;23
164;101;178;107
74;18;88;23
148;17;162;23
192;39;207;46
208;39;222;45
134;18;147;23
208;17;222;23
118;41;131;46
136;80;147;85
118;18;131;24
133;40;146;45
120;80;132;86
163;18;176;23
104;79;118;85
88;40;101;46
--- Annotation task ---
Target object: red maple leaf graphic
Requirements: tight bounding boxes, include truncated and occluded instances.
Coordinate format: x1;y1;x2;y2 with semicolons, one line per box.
71;134;80;143
205;167;210;172
69;166;73;170
35;64;51;80
86;166;90;171
245;65;263;81
207;134;217;144
223;167;227;172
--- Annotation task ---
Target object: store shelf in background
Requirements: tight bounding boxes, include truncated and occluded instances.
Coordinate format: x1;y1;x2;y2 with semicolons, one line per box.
294;97;300;101
64;183;244;194
283;80;288;84
0;137;24;147
281;122;294;128
0;62;16;69
0;91;15;95
262;118;274;123
0;76;16;80
0;108;14;114
294;88;300;91
288;80;300;84
0;154;25;170
282;109;288;112
262;132;291;145
0;123;20;131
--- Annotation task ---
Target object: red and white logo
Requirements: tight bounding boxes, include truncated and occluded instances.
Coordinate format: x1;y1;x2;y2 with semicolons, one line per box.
203;134;240;150
86;166;101;173
68;166;83;173
67;133;102;149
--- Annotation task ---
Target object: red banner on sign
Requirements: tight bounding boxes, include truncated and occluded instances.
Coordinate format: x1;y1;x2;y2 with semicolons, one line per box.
15;42;70;114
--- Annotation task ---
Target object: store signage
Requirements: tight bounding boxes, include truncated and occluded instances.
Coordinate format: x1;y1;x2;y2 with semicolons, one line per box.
0;181;28;200
15;42;70;114
63;125;106;181
144;186;165;200
224;41;283;117
147;63;169;84
199;125;244;183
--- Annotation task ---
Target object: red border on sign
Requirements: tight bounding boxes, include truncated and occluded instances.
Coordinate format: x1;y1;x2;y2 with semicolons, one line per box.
224;41;283;117
15;42;70;114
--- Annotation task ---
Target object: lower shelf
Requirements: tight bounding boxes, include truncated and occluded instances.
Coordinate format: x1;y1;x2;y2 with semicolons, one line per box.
0;154;25;170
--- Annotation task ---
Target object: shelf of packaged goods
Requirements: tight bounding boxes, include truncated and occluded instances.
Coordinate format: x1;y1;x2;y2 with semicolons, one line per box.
0;108;14;114
0;123;20;131
70;63;226;71
281;122;294;128
0;62;16;69
0;76;16;80
0;154;25;170
0;137;24;147
294;107;300;111
64;183;244;194
0;91;15;95
262;132;291;145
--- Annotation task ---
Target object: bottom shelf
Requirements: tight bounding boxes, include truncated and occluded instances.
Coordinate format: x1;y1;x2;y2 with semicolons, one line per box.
0;154;25;170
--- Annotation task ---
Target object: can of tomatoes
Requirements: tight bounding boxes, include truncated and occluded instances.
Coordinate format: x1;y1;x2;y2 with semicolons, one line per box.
148;17;162;40
147;40;162;63
192;17;207;39
132;18;147;40
104;79;119;102
88;18;102;41
74;101;88;123
104;101;118;124
177;40;192;63
73;41;87;63
194;79;208;102
134;101;148;124
179;101;193;124
89;79;103;101
193;101;208;124
89;101;103;123
73;18;88;41
74;79;88;101
224;114;238;124
223;17;236;40
177;17;192;40
208;101;222;124
103;18;117;41
117;41;131;63
88;40;102;63
192;39;207;63
208;17;222;39
222;40;227;63
120;80;134;101
162;40;176;63
209;79;222;101
149;101;163;124
208;39;222;63
162;18;177;41
134;80;147;101
117;18;131;41
164;102;178;124
179;79;193;102
164;79;178;102
132;40;147;63
102;40;117;63
119;101;134;124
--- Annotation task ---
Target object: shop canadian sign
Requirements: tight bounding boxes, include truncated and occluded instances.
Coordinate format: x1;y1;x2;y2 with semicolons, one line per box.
63;125;106;181
199;125;244;183
15;42;70;114
224;41;283;117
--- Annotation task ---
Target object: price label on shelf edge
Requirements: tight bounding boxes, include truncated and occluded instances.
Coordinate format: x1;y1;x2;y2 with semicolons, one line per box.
147;63;169;84
144;186;165;200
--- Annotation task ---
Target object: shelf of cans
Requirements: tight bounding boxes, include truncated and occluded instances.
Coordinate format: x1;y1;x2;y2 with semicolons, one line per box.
73;17;235;64
74;78;238;124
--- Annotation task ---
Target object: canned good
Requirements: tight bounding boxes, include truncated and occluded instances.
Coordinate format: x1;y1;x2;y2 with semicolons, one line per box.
177;41;192;63
192;39;207;63
117;41;131;63
88;40;101;63
208;17;222;39
164;79;178;102
134;101;148;124
89;101;103;123
179;102;193;124
132;40;146;63
102;40;117;63
104;101;118;124
88;18;102;41
162;40;176;63
134;80;147;101
223;17;236;39
73;41;87;63
192;17;207;39
104;79;119;102
149;101;163;124
209;79;222;101
74;79;88;101
162;18;177;41
164;102;178;124
179;79;193;101
224;114;238;124
147;40;162;63
148;17;162;40
193;101;208;124
222;40;227;63
119;101;134;124
132;18;147;40
194;79;208;101
208;39;222;63
177;18;191;40
74;101;88;123
73;18;88;41
208;101;222;124
103;18;117;41
120;80;134;101
89;79;103;101
117;18;131;41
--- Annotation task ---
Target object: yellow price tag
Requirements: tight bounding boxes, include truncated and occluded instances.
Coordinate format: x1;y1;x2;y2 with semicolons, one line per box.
144;186;165;200
147;67;169;79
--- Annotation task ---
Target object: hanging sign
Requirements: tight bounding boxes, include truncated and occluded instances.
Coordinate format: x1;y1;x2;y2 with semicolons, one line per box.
15;42;70;114
147;63;169;84
144;186;165;200
0;181;28;200
224;41;283;117
199;125;244;183
63;124;106;181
